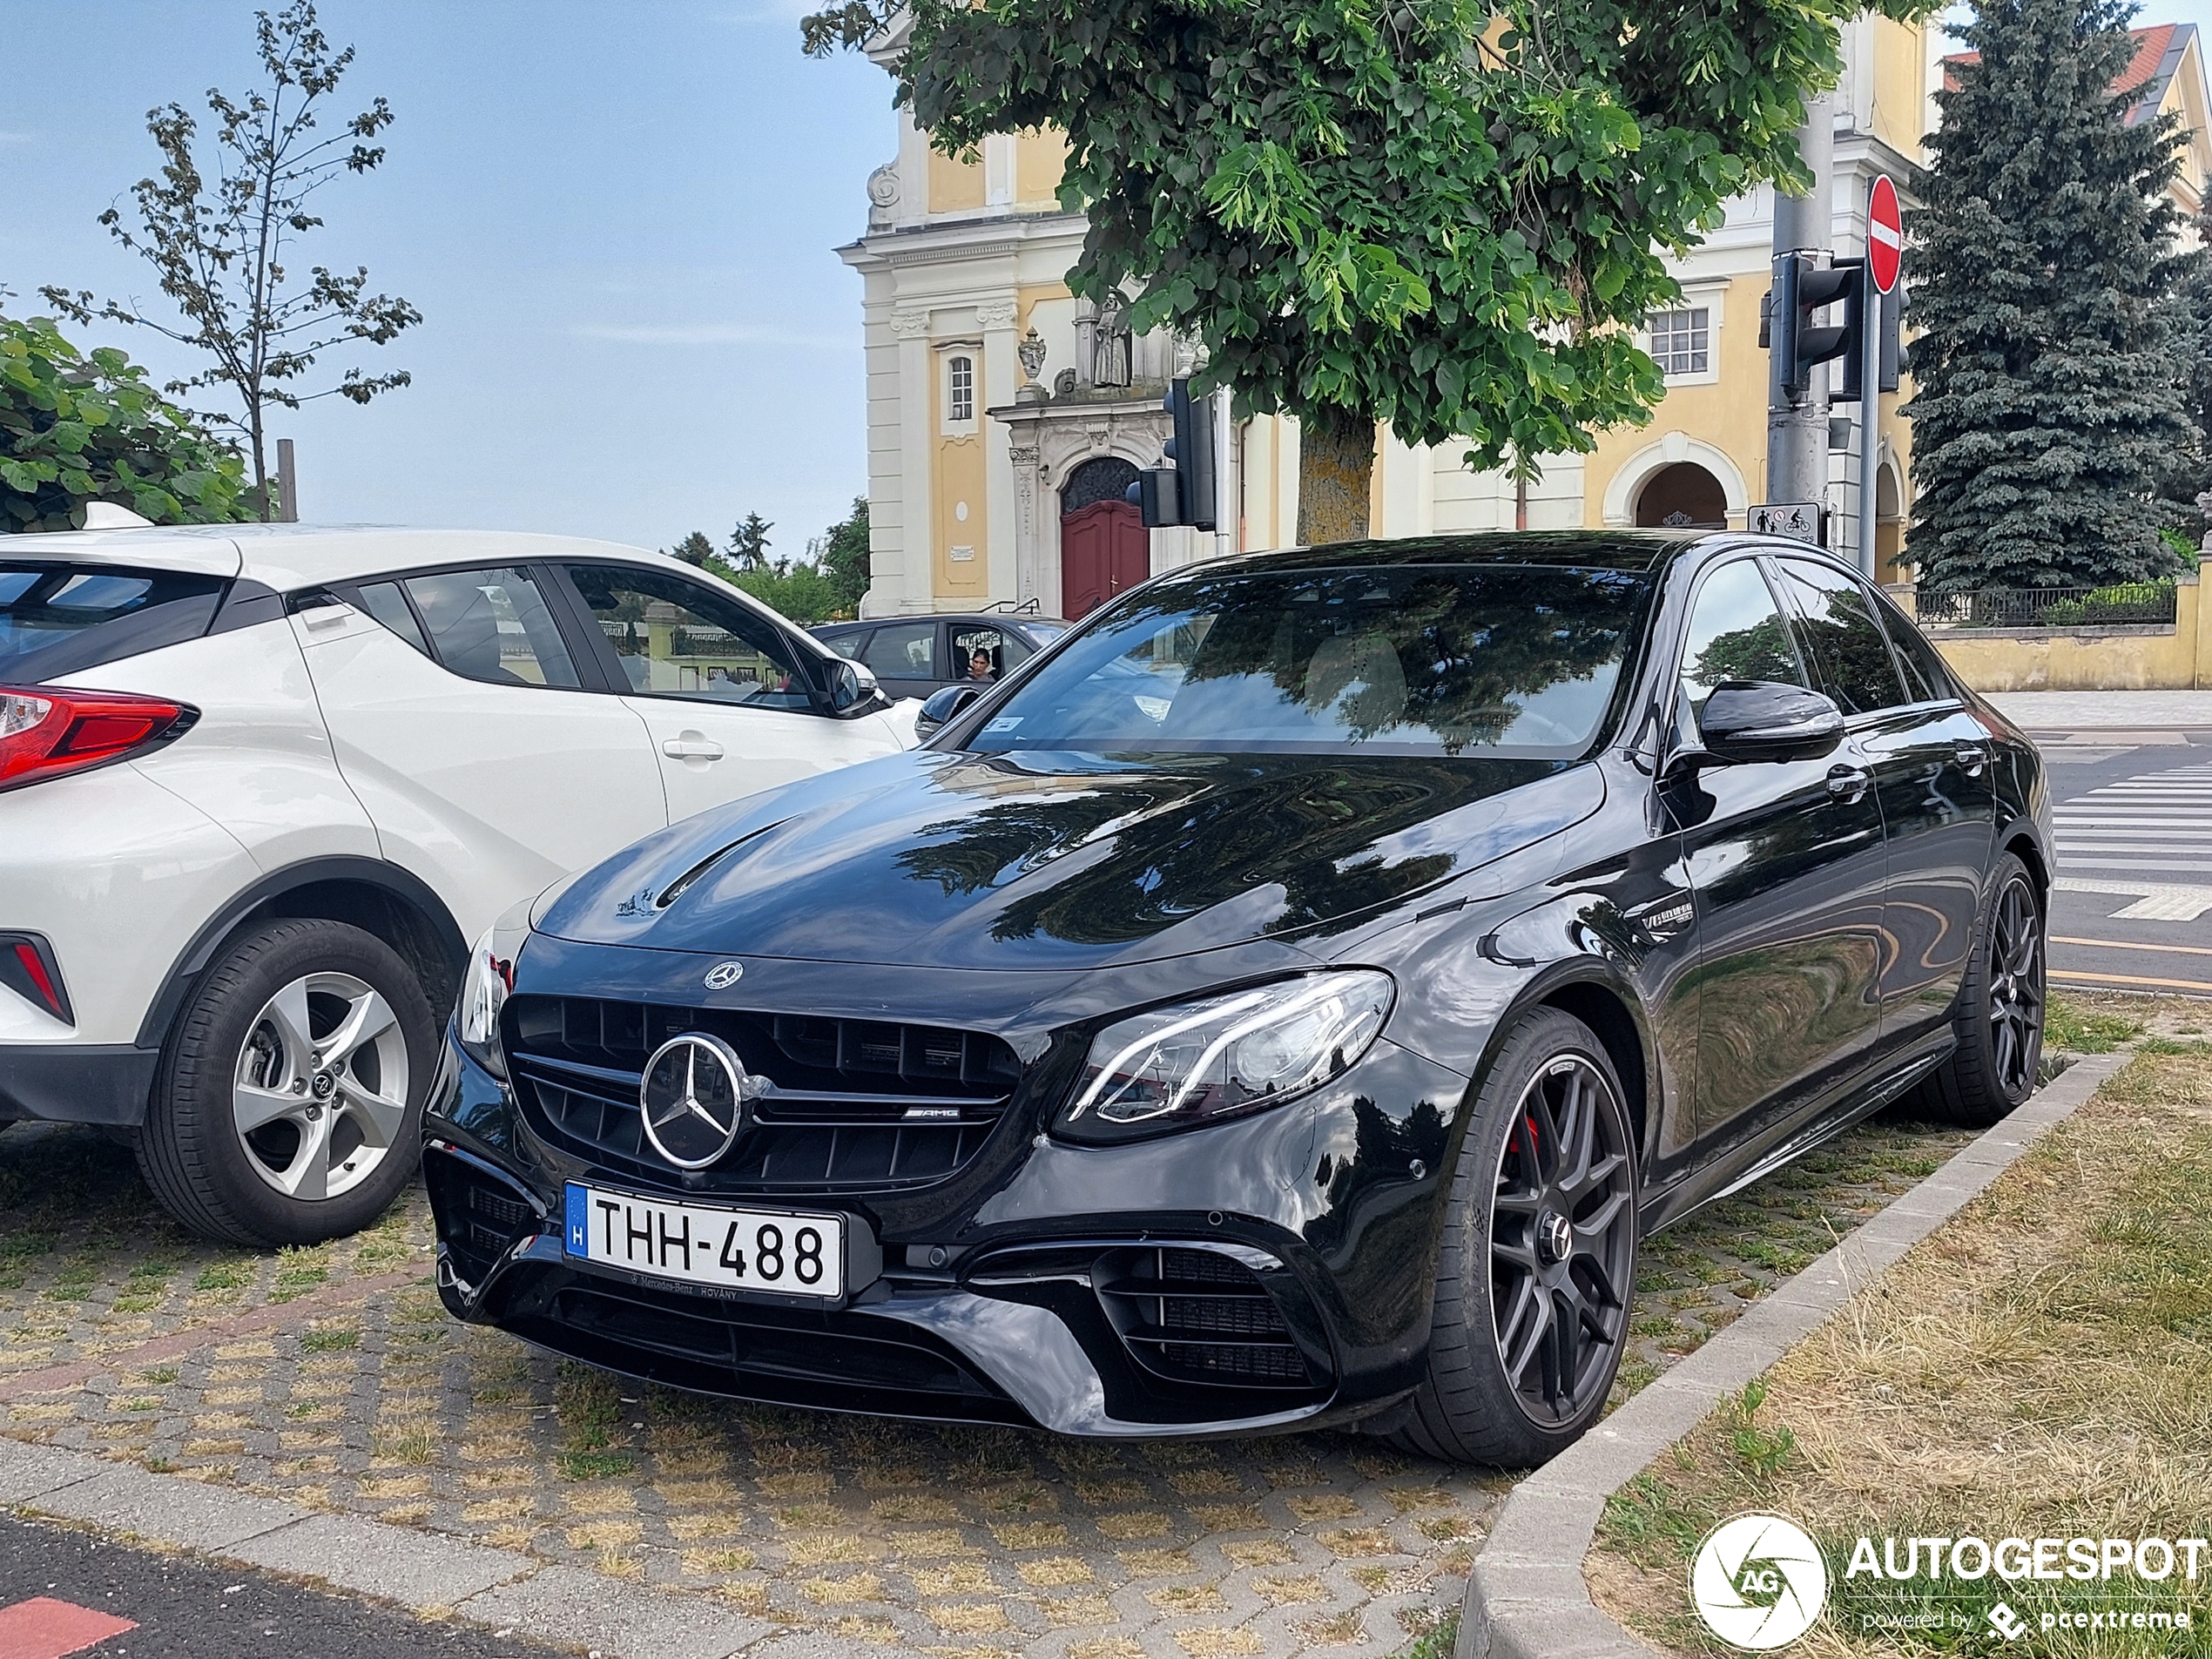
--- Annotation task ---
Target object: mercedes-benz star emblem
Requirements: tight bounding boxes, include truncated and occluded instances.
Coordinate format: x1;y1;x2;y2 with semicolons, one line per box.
638;1033;760;1170
703;961;744;990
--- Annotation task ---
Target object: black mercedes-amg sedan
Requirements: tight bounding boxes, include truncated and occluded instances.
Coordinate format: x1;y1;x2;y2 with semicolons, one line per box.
421;531;2048;1466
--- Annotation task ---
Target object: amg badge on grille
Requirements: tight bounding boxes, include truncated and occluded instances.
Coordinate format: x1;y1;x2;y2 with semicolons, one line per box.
639;1033;763;1169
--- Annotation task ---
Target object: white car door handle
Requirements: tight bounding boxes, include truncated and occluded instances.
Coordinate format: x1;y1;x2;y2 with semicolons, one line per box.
662;736;725;761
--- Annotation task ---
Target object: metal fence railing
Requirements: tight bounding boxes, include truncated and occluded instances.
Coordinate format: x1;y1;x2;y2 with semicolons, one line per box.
1913;582;2178;629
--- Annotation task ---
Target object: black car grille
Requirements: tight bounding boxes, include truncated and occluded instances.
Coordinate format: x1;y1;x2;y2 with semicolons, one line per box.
1094;1246;1318;1388
503;995;1022;1192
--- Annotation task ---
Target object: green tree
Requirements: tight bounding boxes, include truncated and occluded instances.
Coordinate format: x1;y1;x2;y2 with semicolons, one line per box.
804;0;1929;543
666;529;717;567
812;494;871;614
1905;0;2198;589
727;511;774;571
1;307;251;532
42;2;418;520
2155;203;2212;550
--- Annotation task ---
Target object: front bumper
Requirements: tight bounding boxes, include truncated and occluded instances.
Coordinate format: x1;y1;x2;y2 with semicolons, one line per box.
423;942;1476;1440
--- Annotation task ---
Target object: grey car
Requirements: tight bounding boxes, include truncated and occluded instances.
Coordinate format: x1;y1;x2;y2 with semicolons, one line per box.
813;613;1069;700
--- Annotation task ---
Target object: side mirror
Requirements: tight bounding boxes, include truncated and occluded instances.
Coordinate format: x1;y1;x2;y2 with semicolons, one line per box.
915;684;981;738
1696;680;1846;765
827;658;879;715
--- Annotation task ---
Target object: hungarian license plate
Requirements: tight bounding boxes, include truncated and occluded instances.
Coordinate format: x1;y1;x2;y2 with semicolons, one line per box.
563;1184;845;1299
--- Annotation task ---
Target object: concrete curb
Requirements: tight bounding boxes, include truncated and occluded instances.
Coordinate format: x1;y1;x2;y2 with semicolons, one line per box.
1453;1049;2134;1659
0;1437;923;1659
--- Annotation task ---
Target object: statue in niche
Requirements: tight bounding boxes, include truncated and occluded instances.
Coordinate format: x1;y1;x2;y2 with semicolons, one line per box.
1093;293;1132;389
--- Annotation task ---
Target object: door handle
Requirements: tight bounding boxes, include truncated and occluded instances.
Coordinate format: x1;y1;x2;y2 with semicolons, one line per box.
1826;763;1872;802
1954;743;1986;775
662;736;725;761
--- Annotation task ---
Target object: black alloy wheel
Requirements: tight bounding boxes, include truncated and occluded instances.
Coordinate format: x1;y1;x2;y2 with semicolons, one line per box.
1914;851;2046;1128
1987;872;2044;1101
1390;1006;1641;1466
1490;1054;1637;1426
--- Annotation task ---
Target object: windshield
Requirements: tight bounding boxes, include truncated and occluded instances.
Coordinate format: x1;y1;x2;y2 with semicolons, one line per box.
965;564;1651;759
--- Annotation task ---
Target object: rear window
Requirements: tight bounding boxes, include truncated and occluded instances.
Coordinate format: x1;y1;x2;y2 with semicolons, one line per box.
0;563;229;683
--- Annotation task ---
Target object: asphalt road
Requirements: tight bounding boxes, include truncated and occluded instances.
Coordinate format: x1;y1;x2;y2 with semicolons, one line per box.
0;1514;564;1659
2027;725;2212;999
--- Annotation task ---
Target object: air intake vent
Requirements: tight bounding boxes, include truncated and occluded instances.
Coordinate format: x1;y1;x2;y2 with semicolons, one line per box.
1094;1246;1318;1389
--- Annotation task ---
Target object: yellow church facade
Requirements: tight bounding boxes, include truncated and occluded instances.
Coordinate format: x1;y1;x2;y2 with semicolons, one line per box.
840;18;2210;618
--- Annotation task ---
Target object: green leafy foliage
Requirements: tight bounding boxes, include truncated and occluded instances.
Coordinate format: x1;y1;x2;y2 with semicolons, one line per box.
805;0;1933;476
665;529;717;567
1;307;250;532
662;501;869;624
1906;0;2200;588
813;494;871;615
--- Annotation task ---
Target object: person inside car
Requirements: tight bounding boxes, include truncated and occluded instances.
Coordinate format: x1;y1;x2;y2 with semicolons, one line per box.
967;647;995;681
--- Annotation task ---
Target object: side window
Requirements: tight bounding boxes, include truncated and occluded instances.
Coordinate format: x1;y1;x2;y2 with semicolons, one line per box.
822;629;872;662
952;624;1013;682
1677;560;1807;734
860;621;937;681
563;564;813;711
403;566;581;689
1878;603;1954;705
354;581;429;657
1774;560;1909;717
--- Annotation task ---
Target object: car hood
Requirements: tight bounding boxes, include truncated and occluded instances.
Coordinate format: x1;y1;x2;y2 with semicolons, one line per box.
536;748;1602;971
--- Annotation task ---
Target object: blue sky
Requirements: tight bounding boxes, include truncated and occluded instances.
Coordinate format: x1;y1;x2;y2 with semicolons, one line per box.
0;1;894;561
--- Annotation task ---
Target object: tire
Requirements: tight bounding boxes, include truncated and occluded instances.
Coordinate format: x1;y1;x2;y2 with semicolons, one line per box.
136;918;435;1246
1912;852;2045;1129
1389;1007;1640;1467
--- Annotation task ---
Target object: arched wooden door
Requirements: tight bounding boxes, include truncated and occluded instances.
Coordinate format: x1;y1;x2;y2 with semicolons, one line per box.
1059;457;1147;618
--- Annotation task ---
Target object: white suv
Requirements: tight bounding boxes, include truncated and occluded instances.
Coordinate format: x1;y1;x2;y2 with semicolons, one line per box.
0;520;913;1246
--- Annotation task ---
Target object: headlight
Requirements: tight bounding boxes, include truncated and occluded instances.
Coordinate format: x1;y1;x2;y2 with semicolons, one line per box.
456;923;517;1081
1055;971;1394;1145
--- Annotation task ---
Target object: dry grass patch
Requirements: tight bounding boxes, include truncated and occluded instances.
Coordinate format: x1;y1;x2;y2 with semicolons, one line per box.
1588;1050;2212;1656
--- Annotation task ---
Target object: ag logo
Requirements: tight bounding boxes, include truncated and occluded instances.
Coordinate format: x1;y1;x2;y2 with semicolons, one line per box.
1689;1513;1829;1650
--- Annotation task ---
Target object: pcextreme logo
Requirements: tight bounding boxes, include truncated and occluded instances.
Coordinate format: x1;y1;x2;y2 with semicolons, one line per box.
1689;1512;1831;1650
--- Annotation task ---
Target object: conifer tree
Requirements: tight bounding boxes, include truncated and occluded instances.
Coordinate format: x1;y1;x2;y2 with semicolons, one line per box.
1906;0;2197;588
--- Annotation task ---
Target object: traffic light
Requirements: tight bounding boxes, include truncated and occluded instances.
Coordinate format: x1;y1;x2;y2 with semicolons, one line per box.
1831;258;1901;403
1757;256;1899;402
1132;378;1217;531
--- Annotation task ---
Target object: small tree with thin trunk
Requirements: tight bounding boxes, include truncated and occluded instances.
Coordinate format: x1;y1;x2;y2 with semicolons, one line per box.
804;0;1929;545
42;2;418;521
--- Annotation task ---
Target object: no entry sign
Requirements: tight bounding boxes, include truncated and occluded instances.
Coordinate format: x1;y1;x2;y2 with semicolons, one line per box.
1867;173;1901;294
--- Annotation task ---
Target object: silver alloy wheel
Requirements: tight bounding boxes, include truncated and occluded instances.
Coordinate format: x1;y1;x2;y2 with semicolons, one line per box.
231;970;409;1202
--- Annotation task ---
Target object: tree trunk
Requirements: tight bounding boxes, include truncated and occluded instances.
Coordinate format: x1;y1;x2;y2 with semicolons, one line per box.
1296;412;1375;546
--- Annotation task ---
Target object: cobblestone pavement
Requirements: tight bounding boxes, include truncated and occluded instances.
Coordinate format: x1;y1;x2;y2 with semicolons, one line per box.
0;1093;2025;1659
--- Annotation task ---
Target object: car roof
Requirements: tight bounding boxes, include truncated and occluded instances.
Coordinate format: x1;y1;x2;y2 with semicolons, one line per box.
1200;529;1710;577
0;523;706;593
816;613;1071;632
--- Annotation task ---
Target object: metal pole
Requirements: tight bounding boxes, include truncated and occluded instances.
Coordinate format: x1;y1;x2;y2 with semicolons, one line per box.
1767;91;1835;523
1856;199;1882;580
276;438;300;523
1214;384;1234;560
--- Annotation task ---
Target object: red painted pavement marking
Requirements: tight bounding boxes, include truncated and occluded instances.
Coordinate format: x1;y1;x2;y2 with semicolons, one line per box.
0;1597;138;1659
